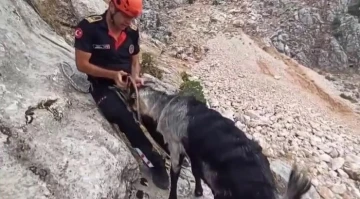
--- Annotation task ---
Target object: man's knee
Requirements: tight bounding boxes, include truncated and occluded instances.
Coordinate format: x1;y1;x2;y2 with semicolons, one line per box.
96;91;134;124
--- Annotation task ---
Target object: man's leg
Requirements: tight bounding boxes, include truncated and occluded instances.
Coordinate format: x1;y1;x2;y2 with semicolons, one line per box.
90;85;169;189
142;115;191;167
141;115;169;153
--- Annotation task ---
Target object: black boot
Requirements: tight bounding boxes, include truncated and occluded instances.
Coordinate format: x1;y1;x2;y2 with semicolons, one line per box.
149;154;170;190
141;148;169;190
150;163;169;190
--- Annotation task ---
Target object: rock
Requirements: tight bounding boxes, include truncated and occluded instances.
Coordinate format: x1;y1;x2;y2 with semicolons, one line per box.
318;186;335;199
71;0;107;21
342;193;353;199
329;148;340;158
209;98;220;107
210;12;226;23
235;121;246;131
270;160;320;199
221;109;235;121
311;178;319;187
346;182;360;198
329;170;338;177
331;183;347;195
337;169;349;178
319;154;332;163
245;110;260;120
295;131;309;139
274;75;281;80
0;1;139;198
340;93;358;103
331;157;345;170
142;73;179;95
232;19;244;27
343;155;360;181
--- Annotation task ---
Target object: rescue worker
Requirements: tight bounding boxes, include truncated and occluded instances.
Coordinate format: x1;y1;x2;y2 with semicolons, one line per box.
73;0;169;190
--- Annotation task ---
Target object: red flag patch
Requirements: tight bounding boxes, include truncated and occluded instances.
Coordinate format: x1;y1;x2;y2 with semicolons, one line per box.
75;28;83;39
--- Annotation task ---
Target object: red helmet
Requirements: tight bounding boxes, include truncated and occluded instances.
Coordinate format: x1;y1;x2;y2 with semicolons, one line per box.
112;0;143;18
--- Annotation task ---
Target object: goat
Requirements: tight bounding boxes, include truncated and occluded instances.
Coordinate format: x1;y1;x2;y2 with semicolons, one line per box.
128;81;311;199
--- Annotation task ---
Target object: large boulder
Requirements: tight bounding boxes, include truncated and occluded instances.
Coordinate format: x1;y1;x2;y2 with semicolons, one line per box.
0;1;139;199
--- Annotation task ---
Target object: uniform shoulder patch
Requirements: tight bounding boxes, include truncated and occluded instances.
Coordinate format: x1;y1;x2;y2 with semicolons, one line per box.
85;15;103;23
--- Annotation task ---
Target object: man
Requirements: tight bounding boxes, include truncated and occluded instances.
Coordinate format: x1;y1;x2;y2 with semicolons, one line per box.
73;0;169;189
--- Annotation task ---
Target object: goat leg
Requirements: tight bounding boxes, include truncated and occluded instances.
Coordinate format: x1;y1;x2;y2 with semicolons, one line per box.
190;159;203;197
168;153;185;199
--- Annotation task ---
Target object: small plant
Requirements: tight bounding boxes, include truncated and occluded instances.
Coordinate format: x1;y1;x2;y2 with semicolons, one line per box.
179;71;206;104
141;52;163;80
180;71;190;81
212;0;221;5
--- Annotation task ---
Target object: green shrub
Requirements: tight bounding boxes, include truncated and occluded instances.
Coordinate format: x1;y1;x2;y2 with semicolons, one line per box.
179;71;206;104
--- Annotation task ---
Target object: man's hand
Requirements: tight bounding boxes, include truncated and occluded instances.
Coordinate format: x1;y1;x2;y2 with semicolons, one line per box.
132;75;144;87
113;70;129;89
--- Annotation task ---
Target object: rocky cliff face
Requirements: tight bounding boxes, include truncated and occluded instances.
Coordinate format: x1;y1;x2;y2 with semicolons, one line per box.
0;1;139;198
233;0;360;74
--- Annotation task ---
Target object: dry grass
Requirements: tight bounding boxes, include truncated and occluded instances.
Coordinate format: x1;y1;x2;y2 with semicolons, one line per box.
30;0;76;42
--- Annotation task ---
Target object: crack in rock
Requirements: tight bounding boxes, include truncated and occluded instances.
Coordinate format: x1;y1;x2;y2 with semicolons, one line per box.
28;166;49;182
24;98;71;124
0;121;12;144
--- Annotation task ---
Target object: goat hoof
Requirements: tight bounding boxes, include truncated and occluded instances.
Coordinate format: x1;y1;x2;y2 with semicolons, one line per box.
194;190;203;197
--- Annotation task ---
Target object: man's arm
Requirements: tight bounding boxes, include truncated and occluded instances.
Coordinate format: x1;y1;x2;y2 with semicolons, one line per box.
75;50;117;80
130;26;141;78
74;19;117;80
131;53;141;78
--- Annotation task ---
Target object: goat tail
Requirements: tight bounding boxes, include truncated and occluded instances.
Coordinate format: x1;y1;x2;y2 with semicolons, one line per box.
282;164;312;199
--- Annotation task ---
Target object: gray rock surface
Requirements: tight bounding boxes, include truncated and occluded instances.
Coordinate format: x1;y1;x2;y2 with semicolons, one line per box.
0;1;139;198
140;0;189;43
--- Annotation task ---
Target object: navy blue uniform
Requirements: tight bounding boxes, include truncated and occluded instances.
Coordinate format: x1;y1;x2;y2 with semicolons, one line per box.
74;11;140;84
74;11;168;184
